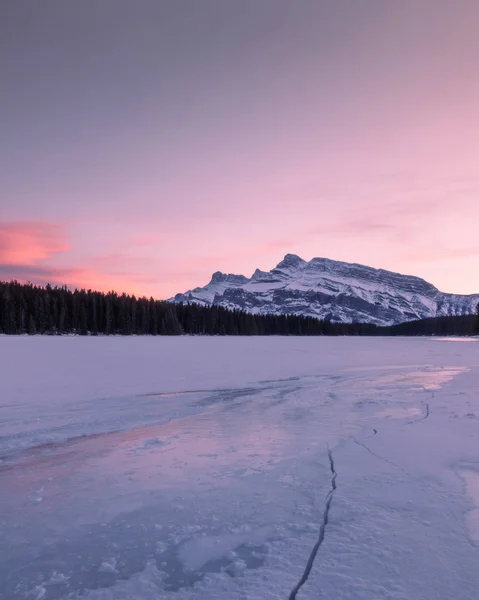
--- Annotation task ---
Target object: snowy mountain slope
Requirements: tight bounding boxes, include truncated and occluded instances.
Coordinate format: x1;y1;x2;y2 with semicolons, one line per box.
171;254;479;326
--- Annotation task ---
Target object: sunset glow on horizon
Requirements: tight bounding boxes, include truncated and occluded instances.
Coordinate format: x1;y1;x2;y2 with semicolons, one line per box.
1;1;479;298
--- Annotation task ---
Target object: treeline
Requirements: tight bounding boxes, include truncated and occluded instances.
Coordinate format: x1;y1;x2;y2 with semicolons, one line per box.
384;313;478;337
0;281;478;336
0;280;341;336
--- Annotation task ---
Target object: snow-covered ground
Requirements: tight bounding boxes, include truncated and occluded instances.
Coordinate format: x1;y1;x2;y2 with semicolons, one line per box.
1;336;479;599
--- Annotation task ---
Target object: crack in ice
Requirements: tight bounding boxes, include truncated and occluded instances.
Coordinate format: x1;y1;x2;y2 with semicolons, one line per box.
408;402;430;425
353;438;406;473
288;450;337;600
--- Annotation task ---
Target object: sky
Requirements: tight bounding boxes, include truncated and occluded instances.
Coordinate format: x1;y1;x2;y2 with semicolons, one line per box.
1;0;479;298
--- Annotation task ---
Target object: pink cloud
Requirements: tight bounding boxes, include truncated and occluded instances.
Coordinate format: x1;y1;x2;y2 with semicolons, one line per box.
0;221;71;265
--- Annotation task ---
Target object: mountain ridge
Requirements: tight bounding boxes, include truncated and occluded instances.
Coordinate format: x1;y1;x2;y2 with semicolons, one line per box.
171;254;479;326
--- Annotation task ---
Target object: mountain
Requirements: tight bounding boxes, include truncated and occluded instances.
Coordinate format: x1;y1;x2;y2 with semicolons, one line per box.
171;254;479;326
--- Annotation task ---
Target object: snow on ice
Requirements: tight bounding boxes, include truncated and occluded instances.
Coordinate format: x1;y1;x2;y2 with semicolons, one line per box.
1;336;479;599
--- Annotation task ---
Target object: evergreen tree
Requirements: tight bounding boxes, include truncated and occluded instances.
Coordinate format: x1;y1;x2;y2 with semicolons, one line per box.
34;293;46;333
79;299;88;335
104;294;113;334
90;294;98;335
1;287;15;334
27;313;37;335
58;296;67;332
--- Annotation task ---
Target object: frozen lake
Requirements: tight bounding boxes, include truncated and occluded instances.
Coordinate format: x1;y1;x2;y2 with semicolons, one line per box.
1;336;479;599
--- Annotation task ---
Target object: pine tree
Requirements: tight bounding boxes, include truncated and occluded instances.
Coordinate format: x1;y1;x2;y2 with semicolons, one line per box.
58;296;68;332
1;287;15;333
104;294;113;334
90;294;98;335
28;314;37;335
79;301;88;335
34;293;46;333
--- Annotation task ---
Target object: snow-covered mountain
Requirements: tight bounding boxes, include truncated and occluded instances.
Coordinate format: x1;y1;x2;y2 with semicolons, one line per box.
171;254;479;326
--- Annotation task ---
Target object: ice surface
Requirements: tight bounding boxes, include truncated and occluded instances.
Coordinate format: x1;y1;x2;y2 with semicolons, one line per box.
1;336;479;599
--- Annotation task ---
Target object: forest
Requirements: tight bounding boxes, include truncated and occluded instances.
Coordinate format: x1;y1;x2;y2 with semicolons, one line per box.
0;280;478;337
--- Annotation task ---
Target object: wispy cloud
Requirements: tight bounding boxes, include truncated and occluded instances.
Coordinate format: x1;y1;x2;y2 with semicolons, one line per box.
0;221;71;265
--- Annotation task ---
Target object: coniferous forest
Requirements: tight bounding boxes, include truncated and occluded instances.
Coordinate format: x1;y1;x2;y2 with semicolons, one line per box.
0;280;478;337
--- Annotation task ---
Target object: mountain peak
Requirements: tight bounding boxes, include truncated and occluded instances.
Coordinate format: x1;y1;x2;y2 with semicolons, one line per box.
210;271;226;283
275;253;306;270
251;268;268;279
210;271;248;285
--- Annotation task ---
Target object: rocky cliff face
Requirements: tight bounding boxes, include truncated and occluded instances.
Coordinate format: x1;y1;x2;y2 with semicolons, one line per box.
171;254;479;326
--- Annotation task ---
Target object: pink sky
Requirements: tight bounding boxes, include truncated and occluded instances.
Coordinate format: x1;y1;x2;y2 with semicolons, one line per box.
1;1;478;297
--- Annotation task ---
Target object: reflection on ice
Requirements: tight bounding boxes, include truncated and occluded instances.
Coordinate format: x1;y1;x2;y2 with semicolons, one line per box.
363;366;466;391
432;337;478;342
